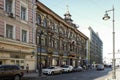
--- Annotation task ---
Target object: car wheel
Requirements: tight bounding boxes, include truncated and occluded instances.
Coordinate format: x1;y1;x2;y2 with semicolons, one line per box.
60;71;62;74
14;75;21;80
51;71;54;75
68;70;70;72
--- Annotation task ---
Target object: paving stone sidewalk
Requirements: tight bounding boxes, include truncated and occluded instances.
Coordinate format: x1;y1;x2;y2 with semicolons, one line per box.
106;68;120;80
22;72;47;80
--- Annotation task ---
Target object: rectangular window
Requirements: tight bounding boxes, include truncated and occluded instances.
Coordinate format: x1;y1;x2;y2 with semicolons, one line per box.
37;36;39;44
41;37;45;46
51;40;54;48
6;24;13;39
21;6;26;20
54;40;57;49
5;0;12;13
22;30;27;42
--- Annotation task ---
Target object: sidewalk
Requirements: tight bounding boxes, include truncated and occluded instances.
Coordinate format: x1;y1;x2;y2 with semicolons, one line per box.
22;72;47;80
106;68;120;80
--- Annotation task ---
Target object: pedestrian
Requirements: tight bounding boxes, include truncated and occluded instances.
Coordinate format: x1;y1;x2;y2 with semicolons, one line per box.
26;64;29;73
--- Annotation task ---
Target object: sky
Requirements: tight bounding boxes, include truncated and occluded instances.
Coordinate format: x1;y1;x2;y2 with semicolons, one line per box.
39;0;120;58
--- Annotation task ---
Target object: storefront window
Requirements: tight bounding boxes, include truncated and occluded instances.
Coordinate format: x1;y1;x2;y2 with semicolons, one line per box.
52;58;59;66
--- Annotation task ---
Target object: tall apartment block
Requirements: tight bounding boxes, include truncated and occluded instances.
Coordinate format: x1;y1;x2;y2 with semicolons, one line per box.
80;27;103;64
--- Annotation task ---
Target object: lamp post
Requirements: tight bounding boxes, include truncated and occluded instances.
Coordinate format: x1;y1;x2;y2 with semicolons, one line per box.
38;30;43;76
102;6;116;79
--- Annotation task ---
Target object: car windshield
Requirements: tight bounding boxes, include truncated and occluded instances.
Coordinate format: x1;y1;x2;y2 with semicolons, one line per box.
47;67;55;69
62;66;69;68
78;66;82;68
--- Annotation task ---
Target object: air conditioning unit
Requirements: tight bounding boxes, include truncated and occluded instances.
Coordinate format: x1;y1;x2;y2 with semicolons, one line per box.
8;12;14;18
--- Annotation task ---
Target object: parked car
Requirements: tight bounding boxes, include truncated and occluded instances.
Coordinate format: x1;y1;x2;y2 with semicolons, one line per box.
61;65;73;72
42;66;63;75
0;65;24;80
104;64;112;68
96;64;104;70
73;66;83;72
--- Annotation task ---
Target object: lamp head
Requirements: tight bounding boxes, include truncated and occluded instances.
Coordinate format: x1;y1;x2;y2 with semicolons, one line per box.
103;13;110;20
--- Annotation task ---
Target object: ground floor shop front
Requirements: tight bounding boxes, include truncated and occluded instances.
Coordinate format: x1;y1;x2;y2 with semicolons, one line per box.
38;53;83;68
0;39;36;70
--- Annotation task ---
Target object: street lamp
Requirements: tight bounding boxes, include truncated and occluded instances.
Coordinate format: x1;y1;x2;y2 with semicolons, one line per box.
37;30;43;76
102;6;116;79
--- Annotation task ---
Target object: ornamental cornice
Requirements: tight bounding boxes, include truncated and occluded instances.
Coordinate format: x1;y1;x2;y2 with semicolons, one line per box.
0;37;36;49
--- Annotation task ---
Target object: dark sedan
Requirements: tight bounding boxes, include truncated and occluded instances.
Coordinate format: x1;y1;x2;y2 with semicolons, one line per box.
0;65;24;80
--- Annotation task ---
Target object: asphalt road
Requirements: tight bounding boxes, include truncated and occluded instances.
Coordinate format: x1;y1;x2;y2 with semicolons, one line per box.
46;68;112;80
23;68;112;80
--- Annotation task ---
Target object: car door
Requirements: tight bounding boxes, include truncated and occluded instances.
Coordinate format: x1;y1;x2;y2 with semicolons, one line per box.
52;67;56;73
0;66;10;78
0;66;5;77
55;67;59;73
53;67;58;74
3;66;11;77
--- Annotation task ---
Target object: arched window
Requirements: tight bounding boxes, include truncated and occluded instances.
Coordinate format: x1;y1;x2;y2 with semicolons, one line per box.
54;39;58;49
59;27;63;34
54;24;58;33
41;35;45;46
43;18;47;27
52;23;55;30
36;14;41;25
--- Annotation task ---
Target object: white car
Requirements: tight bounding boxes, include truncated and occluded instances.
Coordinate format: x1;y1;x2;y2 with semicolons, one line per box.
42;66;62;75
96;64;104;70
61;65;73;72
73;66;83;72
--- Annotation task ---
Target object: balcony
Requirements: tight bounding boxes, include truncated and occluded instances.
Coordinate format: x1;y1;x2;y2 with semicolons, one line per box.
68;51;76;57
59;50;63;56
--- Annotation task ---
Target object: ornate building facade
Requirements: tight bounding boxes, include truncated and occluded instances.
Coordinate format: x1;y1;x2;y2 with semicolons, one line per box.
36;1;88;68
0;0;36;70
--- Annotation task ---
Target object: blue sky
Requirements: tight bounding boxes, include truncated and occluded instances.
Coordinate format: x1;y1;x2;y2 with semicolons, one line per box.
39;0;120;58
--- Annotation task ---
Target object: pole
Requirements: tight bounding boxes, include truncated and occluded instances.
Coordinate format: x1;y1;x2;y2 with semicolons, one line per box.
103;6;116;79
39;33;42;76
112;6;116;79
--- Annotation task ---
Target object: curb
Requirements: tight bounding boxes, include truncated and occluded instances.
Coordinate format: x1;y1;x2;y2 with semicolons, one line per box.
23;73;47;80
22;76;47;80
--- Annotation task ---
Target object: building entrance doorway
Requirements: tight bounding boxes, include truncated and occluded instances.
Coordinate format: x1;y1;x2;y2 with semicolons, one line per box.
0;61;2;65
70;59;73;65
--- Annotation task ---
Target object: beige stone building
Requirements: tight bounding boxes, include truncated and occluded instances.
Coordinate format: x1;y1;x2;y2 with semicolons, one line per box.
36;1;88;68
0;0;36;70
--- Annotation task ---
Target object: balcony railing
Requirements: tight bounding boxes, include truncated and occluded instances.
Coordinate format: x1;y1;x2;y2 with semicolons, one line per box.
68;51;76;57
